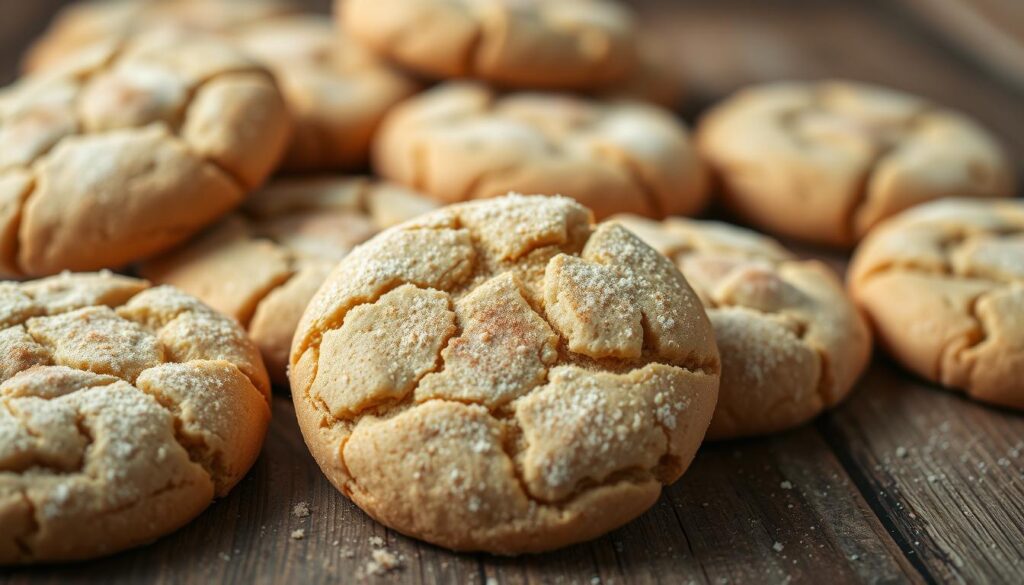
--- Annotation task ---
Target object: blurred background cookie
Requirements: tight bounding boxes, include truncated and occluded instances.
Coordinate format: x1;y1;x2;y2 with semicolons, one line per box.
0;31;291;277
849;198;1024;410
289;194;720;553
698;80;1015;247
339;0;637;90
373;82;708;219
0;272;270;563
140;177;437;386
231;15;419;171
616;215;871;439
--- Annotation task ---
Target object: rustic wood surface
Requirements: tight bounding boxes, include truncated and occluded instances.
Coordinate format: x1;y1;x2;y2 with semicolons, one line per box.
1;1;1023;584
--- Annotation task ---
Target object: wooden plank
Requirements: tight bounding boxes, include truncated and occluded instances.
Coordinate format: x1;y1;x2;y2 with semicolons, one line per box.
821;363;1024;584
4;395;921;585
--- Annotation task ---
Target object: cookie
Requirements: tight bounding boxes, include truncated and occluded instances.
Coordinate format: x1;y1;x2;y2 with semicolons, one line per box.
23;0;298;73
140;177;438;387
849;198;1024;410
697;80;1015;247
0;32;291;278
373;82;709;219
289;194;720;553
0;272;271;563
339;0;637;90
614;215;872;439
595;39;685;109
231;15;420;171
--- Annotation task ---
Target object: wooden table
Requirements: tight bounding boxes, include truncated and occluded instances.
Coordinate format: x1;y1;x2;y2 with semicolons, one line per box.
2;1;1023;583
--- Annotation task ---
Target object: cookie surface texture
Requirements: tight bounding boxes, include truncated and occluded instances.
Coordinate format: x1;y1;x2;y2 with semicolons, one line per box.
140;177;438;387
0;272;271;563
289;194;720;553
339;0;637;90
697;80;1014;247
849;198;1024;410
0;31;292;277
615;215;872;439
374;82;708;219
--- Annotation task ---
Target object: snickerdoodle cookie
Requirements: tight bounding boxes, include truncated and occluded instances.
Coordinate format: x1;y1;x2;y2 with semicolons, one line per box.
614;215;871;439
697;81;1014;247
290;194;720;553
0;32;291;278
231;15;419;171
373;82;708;219
849;198;1024;410
0;272;271;563
23;0;298;72
140;177;438;387
339;0;637;90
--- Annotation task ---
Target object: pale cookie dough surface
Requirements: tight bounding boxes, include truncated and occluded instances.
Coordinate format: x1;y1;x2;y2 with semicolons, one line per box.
22;0;298;73
232;15;419;171
850;198;1024;410
140;177;438;388
289;194;720;553
615;215;871;439
697;80;1015;247
0;31;291;278
374;82;708;220
339;0;637;90
0;272;271;564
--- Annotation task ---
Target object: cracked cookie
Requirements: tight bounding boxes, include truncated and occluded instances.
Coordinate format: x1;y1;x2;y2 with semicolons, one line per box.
373;82;708;220
0;30;291;278
697;81;1015;247
0;272;271;564
289;194;720;553
140;177;438;387
339;0;636;90
614;215;872;439
850;198;1024;410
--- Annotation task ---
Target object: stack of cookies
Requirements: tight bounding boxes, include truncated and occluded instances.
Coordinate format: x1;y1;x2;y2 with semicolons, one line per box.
0;0;1019;564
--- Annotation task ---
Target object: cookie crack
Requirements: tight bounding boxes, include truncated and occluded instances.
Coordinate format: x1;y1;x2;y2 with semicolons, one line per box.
12;489;40;561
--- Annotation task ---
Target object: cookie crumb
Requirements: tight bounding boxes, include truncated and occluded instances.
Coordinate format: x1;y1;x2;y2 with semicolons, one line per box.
772;542;784;552
291;529;306;540
293;502;311;518
369;536;385;547
780;480;793;490
896;446;908;458
218;552;231;562
365;549;401;575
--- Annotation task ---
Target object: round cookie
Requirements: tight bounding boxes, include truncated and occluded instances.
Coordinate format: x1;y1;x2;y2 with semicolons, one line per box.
0;272;271;564
339;0;637;90
373;82;709;219
613;215;872;439
140;177;438;387
289;194;720;553
849;198;1024;410
0;32;291;278
231;15;420;171
697;80;1015;247
23;0;298;73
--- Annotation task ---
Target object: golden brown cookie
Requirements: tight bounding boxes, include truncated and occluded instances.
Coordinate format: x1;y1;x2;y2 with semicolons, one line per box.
849;198;1024;410
339;0;637;90
0;31;291;278
140;177;438;387
22;0;298;73
697;81;1015;247
231;15;420;171
290;194;720;553
0;272;271;564
614;215;872;439
373;82;708;219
